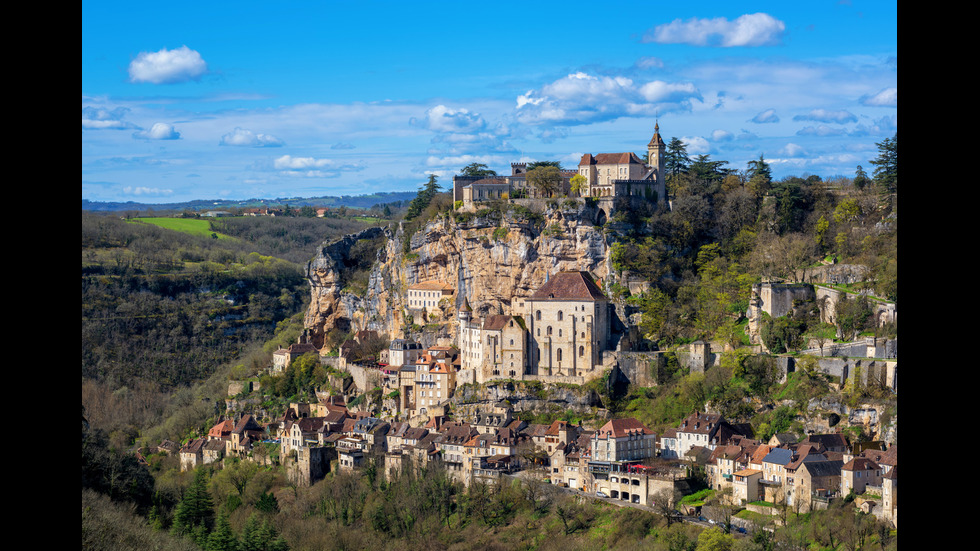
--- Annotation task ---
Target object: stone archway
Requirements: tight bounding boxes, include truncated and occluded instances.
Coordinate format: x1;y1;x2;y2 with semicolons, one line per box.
595;208;607;226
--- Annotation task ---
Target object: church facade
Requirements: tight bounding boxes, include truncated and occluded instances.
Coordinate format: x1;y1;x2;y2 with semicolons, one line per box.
458;271;611;385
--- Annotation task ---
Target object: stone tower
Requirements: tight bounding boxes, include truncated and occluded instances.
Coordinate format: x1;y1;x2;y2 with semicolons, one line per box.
647;121;666;180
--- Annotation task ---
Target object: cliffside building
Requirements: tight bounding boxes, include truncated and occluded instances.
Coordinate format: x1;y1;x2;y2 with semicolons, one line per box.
452;123;667;214
459;271;611;384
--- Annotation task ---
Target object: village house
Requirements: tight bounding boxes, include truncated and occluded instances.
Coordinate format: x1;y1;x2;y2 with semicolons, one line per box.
179;438;207;471
272;332;318;373
840;457;883;496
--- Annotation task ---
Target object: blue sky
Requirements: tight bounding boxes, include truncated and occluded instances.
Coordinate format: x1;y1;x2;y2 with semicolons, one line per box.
82;1;897;204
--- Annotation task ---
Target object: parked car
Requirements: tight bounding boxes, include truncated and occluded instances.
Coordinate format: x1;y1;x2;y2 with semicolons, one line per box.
596;491;608;498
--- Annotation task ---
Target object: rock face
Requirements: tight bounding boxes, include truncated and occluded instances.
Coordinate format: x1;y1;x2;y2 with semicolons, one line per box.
304;203;617;350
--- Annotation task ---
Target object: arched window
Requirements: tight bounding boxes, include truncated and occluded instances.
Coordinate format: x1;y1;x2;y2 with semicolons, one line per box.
579;346;585;357
557;311;563;321
547;326;552;336
558;329;562;337
557;349;563;362
536;310;541;321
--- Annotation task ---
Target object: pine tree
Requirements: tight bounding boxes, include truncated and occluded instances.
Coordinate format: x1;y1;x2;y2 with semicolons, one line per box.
238;514;264;551
207;511;238;551
870;132;897;193
171;467;215;539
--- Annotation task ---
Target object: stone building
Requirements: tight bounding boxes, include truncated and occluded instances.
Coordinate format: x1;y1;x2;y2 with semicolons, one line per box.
452;123;666;213
458;271;611;384
406;281;454;312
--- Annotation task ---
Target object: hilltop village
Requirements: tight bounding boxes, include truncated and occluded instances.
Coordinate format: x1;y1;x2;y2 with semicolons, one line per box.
173;123;898;535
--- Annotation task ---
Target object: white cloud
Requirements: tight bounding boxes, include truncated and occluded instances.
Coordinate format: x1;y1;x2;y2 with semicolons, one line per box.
796;125;847;137
683;136;711;155
638;81;701;103
128;46;208;84
861;87;897;107
780;143;807;157
417;105;487;133
82;106;137;130
644;13;786;47
515;72;700;126
274;155;334;170
750;109;779;123
793;109;857;124
634;56;665;70
134;122;181;140
123;186;174;196
711;129;733;142
219;127;284;147
272;155;362;177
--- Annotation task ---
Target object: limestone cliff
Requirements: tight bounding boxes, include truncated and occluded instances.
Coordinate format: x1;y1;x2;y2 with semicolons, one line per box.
304;202;618;350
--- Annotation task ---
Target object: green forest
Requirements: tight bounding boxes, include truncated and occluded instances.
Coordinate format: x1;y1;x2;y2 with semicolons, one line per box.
82;134;897;551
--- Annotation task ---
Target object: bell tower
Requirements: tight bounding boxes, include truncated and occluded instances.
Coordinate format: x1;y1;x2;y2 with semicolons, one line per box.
647;120;666;180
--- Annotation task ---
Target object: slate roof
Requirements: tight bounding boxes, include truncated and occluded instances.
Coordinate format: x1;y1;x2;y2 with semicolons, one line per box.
802;460;844;478
529;271;607;301
762;448;794;465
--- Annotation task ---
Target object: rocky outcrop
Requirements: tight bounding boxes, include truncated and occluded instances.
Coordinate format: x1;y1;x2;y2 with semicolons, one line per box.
304;202;618;349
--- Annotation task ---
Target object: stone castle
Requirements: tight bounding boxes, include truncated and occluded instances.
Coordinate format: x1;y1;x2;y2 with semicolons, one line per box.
452;122;668;221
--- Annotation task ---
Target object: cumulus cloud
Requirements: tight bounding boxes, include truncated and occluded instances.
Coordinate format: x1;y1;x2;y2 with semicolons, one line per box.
128;46;208;84
643;13;786;47
219;127;284;147
793;109;857;124
683;136;711;155
133;123;181;140
515;72;701;126
861;87;897;107
272;155;361;177
750;109;779;123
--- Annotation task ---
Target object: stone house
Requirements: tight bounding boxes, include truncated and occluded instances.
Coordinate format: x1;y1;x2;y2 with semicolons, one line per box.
203;439;225;465
227;414;264;457
671;411;750;459
280;417;326;458
798;459;844;510
732;469;763;505
412;347;459;415
439;422;479;482
840;457;883;496
272;334;318;373
179;438;206;471
589;417;656;463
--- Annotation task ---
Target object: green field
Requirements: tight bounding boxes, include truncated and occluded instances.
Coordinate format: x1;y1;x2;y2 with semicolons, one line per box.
132;217;234;239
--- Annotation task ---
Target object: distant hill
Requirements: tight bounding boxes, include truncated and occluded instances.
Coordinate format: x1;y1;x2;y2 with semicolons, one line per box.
81;191;418;213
